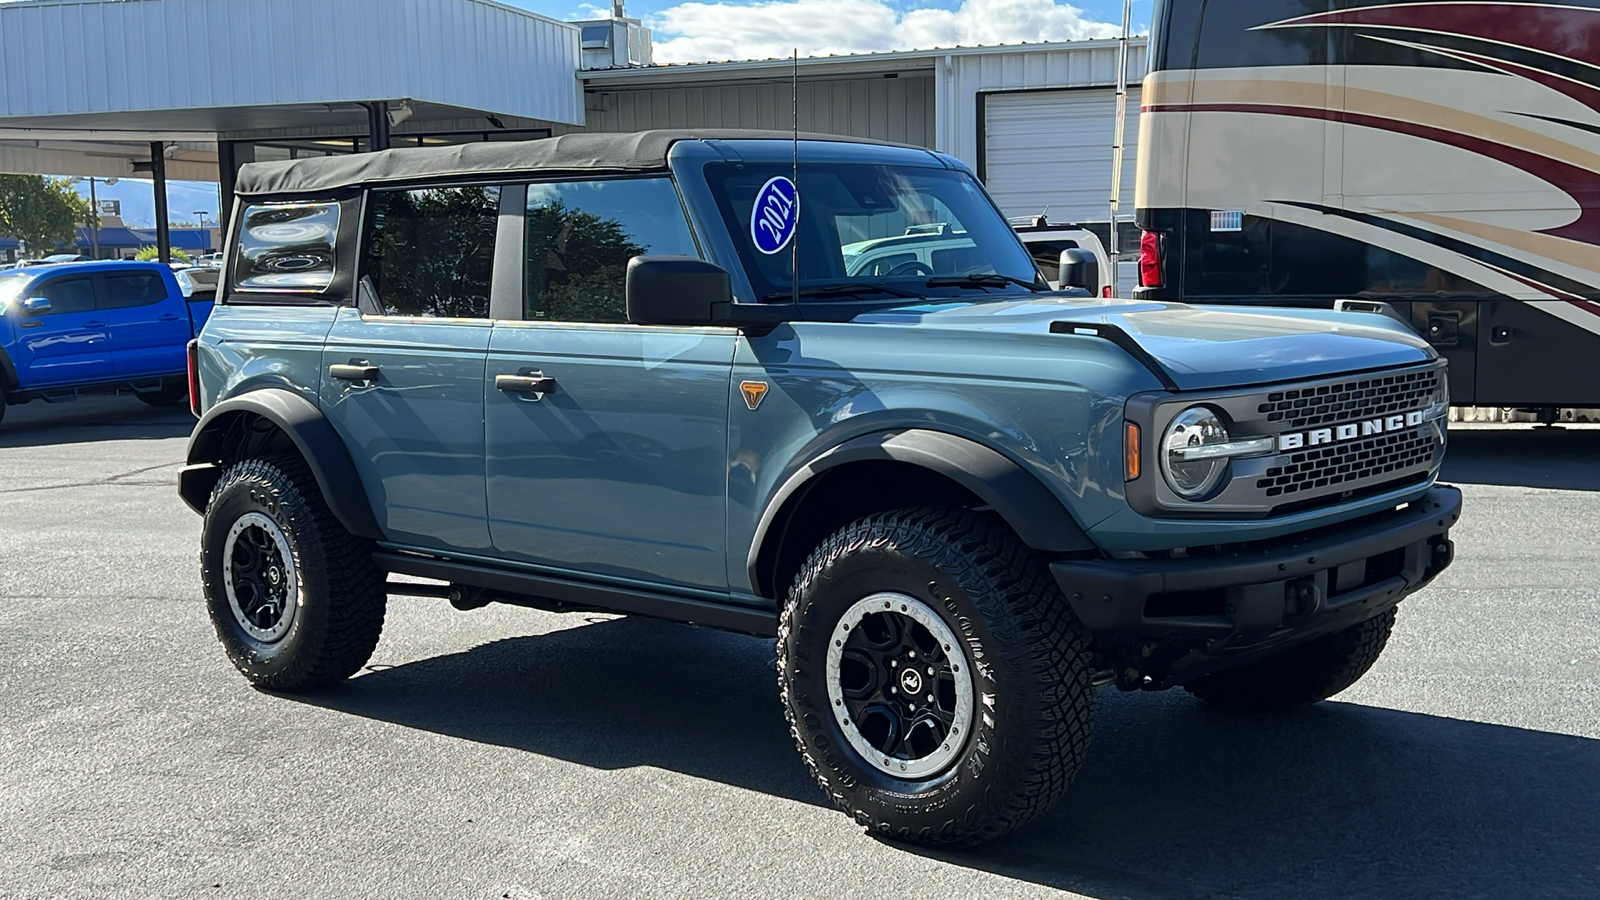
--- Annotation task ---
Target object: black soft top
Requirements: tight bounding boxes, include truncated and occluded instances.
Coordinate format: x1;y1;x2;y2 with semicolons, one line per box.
234;129;897;197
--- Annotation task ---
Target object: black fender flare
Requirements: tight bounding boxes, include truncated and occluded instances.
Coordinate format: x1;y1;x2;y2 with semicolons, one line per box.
0;346;17;395
179;388;384;540
747;429;1096;592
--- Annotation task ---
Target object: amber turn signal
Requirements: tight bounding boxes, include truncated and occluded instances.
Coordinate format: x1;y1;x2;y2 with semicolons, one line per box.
1125;422;1141;481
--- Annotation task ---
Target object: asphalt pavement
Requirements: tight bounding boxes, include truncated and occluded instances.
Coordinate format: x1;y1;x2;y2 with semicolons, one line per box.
1;395;1596;899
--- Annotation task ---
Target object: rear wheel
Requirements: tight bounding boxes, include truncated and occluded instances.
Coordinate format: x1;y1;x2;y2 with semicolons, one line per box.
200;456;386;690
1185;609;1398;712
779;507;1095;847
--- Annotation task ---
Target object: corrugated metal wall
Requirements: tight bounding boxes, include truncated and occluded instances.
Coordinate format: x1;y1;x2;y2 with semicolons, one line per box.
0;0;583;125
937;40;1147;167
580;75;936;147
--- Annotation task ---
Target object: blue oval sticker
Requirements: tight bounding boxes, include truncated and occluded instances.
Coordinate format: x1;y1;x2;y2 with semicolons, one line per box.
751;176;799;256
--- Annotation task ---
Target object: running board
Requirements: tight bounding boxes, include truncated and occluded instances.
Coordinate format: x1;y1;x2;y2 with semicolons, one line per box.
372;552;778;638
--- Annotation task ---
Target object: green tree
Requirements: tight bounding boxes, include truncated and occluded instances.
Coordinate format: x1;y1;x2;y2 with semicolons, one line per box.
134;245;192;263
524;200;645;324
0;175;92;255
366;186;499;318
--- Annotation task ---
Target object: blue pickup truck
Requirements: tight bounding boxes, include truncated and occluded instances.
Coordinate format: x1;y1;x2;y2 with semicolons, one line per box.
0;261;212;423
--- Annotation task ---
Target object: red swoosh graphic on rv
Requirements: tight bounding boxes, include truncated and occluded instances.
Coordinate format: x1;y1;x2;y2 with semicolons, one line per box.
1149;101;1600;245
1253;3;1600;246
1264;2;1600;74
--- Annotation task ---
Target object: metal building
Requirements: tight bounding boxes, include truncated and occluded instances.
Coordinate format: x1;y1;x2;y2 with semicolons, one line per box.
577;39;1148;226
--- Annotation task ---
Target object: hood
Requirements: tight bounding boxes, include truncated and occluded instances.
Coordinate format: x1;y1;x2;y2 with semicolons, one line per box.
855;296;1435;390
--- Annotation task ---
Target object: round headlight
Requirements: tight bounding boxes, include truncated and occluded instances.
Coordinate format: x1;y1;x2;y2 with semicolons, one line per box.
1161;406;1232;500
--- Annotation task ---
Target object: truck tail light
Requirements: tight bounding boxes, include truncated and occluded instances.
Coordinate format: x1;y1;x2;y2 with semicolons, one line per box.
1125;422;1142;481
1102;284;1113;298
1139;230;1164;289
187;339;201;418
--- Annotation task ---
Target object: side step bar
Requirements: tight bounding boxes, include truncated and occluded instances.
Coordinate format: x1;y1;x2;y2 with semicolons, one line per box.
373;552;779;638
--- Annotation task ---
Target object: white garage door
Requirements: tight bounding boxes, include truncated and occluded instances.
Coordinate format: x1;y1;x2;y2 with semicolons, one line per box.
982;87;1140;223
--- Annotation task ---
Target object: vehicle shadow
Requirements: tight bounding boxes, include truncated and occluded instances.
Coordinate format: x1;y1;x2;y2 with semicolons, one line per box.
294;616;1599;898
1442;427;1600;491
0;394;194;447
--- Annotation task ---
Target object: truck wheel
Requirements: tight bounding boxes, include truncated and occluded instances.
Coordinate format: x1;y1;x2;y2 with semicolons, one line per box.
136;384;188;407
778;507;1094;847
1185;608;1398;712
200;456;386;691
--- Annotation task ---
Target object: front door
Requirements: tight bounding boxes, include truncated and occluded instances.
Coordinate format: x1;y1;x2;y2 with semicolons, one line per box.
484;176;735;592
11;273;111;388
319;184;503;553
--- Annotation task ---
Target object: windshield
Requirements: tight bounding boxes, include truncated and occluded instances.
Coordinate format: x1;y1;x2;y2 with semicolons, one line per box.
705;162;1041;301
0;271;30;312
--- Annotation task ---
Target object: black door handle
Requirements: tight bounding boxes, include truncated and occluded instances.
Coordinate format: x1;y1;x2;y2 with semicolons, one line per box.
19;321;41;329
159;314;181;322
84;321;106;328
495;372;557;395
330;363;380;381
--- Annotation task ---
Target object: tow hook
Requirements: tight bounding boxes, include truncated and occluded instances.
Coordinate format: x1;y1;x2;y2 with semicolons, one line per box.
1287;577;1323;618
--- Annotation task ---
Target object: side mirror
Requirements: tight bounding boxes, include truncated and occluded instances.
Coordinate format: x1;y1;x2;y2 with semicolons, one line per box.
1059;249;1099;293
20;296;51;315
626;256;732;326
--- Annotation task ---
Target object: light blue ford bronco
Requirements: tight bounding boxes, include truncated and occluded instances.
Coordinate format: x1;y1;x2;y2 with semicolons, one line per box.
180;131;1461;846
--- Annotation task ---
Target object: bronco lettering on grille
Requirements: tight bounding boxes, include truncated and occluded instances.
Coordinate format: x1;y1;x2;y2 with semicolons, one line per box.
1278;410;1427;452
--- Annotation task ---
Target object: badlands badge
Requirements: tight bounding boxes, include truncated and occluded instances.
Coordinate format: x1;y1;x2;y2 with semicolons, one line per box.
741;381;769;410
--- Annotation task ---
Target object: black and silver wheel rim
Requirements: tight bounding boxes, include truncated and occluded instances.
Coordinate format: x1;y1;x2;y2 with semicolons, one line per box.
221;512;299;643
825;592;974;779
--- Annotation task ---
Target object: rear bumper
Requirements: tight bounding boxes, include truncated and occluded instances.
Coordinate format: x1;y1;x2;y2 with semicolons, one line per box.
1055;486;1461;683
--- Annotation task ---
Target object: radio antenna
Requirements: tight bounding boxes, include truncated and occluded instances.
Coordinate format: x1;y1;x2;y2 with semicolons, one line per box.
791;46;800;308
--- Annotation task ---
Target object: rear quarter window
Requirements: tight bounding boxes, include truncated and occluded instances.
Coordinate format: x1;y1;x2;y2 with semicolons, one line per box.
233;202;340;292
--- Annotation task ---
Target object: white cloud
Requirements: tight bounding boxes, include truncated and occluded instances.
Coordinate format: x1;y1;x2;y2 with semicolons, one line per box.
648;0;1121;63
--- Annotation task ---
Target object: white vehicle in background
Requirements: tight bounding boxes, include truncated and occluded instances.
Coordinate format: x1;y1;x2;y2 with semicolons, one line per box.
1009;216;1113;295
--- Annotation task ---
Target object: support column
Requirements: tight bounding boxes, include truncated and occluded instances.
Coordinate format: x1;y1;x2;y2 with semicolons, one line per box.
150;141;170;264
364;102;391;152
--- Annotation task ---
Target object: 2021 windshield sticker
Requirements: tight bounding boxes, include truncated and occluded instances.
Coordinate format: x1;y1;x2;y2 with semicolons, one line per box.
751;176;798;255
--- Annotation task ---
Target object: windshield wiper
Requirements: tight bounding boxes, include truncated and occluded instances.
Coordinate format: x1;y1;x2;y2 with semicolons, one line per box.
760;282;925;302
924;273;1044;292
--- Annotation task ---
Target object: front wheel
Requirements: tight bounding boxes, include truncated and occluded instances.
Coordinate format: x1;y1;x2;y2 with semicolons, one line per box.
200;456;386;690
778;508;1095;847
1184;608;1398;712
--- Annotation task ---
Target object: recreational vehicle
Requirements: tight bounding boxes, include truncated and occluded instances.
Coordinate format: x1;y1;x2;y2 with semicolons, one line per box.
1134;0;1600;411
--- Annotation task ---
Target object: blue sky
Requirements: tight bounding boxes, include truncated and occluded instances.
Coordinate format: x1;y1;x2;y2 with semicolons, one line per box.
72;179;222;229
512;0;1151;63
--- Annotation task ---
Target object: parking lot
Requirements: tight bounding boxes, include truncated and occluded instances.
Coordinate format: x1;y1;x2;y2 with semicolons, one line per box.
1;395;1596;900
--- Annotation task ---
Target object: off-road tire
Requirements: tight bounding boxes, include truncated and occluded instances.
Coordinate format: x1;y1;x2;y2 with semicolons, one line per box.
1185;608;1398;712
778;507;1095;847
201;456;386;690
135;384;188;407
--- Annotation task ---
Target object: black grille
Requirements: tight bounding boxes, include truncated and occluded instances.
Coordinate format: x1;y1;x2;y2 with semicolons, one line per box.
1258;369;1440;430
1257;427;1438;498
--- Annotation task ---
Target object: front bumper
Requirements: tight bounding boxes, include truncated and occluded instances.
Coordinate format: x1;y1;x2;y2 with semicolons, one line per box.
1055;486;1461;684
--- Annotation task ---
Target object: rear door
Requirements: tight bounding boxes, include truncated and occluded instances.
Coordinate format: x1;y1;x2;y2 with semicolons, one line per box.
11;273;111;387
319;184;502;554
484;177;736;592
102;267;190;377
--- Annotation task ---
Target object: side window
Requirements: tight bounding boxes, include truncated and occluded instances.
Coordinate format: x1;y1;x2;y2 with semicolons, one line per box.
523;177;698;324
1025;239;1080;283
101;272;169;309
361;186;500;318
235;202;340;291
33;277;96;315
